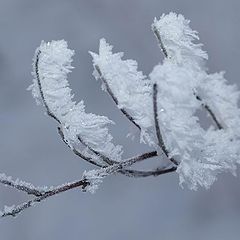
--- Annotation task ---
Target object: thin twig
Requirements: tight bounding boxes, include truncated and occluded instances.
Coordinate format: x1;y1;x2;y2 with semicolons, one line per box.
194;94;223;130
95;65;141;130
0;173;45;197
152;24;168;58
78;135;168;177
58;127;104;167
34;50;61;124
153;83;179;166
1;178;90;217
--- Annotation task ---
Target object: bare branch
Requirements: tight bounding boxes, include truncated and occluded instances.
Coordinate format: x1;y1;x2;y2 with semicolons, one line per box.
153;83;179;166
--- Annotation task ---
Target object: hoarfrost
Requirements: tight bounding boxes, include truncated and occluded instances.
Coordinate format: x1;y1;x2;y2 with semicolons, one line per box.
151;12;240;189
90;39;155;145
29;40;122;162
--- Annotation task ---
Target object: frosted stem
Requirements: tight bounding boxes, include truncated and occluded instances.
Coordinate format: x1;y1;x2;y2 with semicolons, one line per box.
77;135;170;177
152;24;168;58
153;83;179;166
0;173;45;197
1;154;176;218
34;50;61;124
58;127;104;167
194;94;223;130
152;25;223;130
94;65;141;130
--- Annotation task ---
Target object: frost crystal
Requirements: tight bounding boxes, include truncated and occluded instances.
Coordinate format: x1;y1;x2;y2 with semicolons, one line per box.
28;13;240;191
152;12;208;66
151;12;240;190
29;40;122;162
90;39;155;145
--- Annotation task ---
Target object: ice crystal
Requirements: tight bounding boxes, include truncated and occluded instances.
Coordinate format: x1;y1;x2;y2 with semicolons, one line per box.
29;40;122;161
90;39;155;145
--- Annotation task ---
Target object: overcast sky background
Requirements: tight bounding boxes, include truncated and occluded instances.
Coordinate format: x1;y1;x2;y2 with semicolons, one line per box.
0;1;240;240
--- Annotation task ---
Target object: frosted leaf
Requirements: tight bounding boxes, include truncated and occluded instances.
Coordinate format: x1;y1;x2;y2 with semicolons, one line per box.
152;12;208;66
29;40;122;161
90;39;155;145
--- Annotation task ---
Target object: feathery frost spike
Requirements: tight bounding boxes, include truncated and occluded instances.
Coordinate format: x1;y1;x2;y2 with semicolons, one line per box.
29;40;122;161
152;12;208;66
90;39;155;145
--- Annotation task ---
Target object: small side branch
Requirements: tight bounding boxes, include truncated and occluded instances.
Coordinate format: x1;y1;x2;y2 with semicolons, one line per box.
34;50;61;124
152;25;168;58
194;94;223;130
0;173;45;197
78;135;169;178
95;65;141;130
58;127;104;168
153;83;178;166
0;178;90;218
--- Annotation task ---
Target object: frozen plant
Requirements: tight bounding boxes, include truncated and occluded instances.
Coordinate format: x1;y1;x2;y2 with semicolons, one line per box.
1;12;240;218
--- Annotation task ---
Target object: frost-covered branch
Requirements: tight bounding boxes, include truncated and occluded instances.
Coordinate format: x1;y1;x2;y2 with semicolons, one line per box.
152;13;223;130
153;83;178;166
2;12;240;217
94;65;141;130
0;173;46;197
0;153;176;218
194;93;223;130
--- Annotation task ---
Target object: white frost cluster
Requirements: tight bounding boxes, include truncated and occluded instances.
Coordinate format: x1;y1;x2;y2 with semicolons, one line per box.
152;12;208;67
29;12;240;190
29;40;122;162
150;12;240;189
90;39;155;145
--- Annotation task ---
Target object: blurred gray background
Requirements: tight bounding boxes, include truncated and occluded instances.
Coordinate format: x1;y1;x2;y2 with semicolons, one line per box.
0;0;240;240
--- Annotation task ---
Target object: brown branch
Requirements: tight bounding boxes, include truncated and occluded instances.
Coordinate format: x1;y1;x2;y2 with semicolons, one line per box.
1;178;90;217
77;135;169;177
194;94;223;130
152;24;168;58
58;127;104;167
94;65;141;130
34;50;61;124
0;173;45;197
1;155;176;218
153;83;179;166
